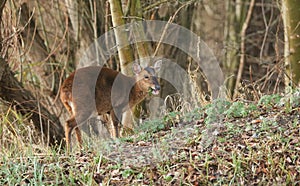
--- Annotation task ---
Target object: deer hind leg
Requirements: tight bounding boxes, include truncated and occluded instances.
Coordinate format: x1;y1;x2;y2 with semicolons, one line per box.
65;110;94;152
65;116;77;153
66;89;95;152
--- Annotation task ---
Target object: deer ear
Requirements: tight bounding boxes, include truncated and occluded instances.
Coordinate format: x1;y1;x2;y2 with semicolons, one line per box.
132;63;142;75
154;60;162;72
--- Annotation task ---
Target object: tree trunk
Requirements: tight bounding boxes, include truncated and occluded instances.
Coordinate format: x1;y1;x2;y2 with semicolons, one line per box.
155;3;194;104
125;0;155;125
0;1;64;147
126;0;153;66
63;0;108;136
282;0;300;88
64;0;102;67
224;0;239;97
19;3;60;97
109;0;135;131
0;0;6;51
224;0;248;98
0;59;65;147
233;0;255;99
109;0;135;74
18;3;64;120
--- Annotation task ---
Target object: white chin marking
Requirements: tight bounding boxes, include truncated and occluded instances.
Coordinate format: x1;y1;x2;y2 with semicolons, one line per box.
152;90;159;95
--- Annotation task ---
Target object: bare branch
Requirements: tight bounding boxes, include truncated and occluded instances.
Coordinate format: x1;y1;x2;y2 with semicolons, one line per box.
233;0;255;99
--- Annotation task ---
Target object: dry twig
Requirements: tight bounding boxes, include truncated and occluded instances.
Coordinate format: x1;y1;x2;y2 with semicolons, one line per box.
233;0;256;99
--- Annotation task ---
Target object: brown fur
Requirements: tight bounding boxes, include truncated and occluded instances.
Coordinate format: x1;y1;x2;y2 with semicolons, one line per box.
60;62;161;152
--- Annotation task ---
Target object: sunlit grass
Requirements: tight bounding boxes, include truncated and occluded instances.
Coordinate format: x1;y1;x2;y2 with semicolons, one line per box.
1;93;300;185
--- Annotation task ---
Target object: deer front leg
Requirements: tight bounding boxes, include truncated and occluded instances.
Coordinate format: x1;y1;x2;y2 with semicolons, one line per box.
74;127;83;149
110;109;121;138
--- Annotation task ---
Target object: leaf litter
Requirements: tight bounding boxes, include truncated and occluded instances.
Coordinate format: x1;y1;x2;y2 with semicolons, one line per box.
1;101;299;185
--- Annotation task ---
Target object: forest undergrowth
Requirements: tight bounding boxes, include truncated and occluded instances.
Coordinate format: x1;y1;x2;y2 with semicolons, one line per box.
1;91;300;185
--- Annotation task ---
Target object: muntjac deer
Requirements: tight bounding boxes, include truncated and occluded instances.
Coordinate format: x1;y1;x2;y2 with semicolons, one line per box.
60;61;161;151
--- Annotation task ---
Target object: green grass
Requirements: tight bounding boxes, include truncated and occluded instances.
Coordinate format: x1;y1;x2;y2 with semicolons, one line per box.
1;93;300;185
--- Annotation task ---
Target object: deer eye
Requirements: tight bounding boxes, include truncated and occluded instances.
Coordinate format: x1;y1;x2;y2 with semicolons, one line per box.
144;75;150;79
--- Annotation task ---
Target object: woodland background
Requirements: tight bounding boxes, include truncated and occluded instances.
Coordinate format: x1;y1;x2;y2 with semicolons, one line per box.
0;0;299;148
1;0;300;184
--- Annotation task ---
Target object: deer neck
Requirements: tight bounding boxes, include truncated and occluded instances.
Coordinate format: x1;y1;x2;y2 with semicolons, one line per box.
129;80;147;108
